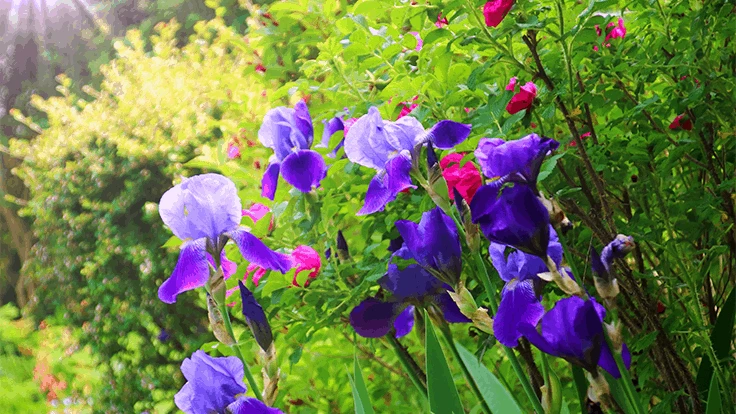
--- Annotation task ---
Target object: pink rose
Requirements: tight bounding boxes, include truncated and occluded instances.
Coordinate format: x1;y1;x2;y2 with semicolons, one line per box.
483;0;515;28
440;153;483;203
506;81;537;114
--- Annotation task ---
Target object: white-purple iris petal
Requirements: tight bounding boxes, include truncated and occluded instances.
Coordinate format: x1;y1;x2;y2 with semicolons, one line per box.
158;174;291;303
174;350;247;414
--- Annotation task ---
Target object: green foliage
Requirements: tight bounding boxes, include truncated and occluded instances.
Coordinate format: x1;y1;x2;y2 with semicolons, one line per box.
426;312;464;414
455;342;523;414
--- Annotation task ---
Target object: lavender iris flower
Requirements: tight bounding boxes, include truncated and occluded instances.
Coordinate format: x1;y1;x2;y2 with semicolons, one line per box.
259;101;327;199
320;116;352;158
474;133;559;192
518;297;631;378
488;226;564;347
158;174;291;303
395;207;463;285
349;263;470;338
174;350;283;414
239;281;273;352
344;107;471;215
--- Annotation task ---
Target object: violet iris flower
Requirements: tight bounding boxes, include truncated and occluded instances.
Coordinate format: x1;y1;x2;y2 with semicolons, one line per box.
259;101;327;199
470;134;559;257
518;296;631;378
239;281;273;352
349;263;470;338
158;174;291;303
344;107;471;215
591;234;635;279
395;207;463;286
474;133;559;192
488;226;564;347
320;115;357;158
174;350;283;414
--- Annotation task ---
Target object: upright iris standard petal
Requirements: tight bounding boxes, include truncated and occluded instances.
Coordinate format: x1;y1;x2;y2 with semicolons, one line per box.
159;240;210;304
227;396;284;414
519;297;604;373
174;350;247;414
349;298;399;338
239;281;273;352
474;134;559;185
489;226;564;283
471;183;550;257
320;116;345;148
383;114;425;152
423;120;472;149
227;228;292;274
493;279;544;347
395;207;462;284
344;107;396;171
159;174;242;241
293;100;314;147
261;162;280;200
280;150;327;193
259;107;304;160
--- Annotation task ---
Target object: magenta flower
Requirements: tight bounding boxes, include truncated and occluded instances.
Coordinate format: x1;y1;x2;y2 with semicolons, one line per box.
483;0;515;27
408;31;423;51
505;76;518;91
290;245;322;287
506;81;537;114
242;203;271;225
669;114;693;131
439;153;483;203
604;18;626;44
227;142;241;159
435;13;449;28
397;96;419;119
157;174;290;303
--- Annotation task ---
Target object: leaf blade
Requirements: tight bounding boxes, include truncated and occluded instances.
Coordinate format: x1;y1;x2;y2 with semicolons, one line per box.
455;342;523;414
425;312;464;414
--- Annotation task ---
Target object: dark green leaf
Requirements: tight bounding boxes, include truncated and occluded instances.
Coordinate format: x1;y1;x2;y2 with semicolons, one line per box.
425;312;464;414
455;342;523;414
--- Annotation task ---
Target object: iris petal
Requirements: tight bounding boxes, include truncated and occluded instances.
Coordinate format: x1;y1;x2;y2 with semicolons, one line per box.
261;162;280;201
493;279;544;347
280;150;327;193
226;228;292;273
349;298;398;338
393;305;415;338
158;239;209;304
424;120;472;149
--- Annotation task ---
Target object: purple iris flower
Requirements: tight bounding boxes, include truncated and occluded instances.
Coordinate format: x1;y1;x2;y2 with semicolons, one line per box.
158;174;291;303
470;183;550;258
591;235;635;278
174;350;283;414
518;297;631;378
319;115;353;158
344;107;471;215
488;226;564;347
349;263;470;338
474;133;559;191
258;101;327;199
239;281;272;352
395;207;463;285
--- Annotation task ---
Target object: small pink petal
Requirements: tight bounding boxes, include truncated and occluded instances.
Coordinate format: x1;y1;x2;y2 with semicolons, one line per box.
483;0;515;28
290;245;322;287
505;76;518;91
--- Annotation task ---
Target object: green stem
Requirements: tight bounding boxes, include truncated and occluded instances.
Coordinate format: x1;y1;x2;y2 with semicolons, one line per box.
219;303;263;401
386;335;429;399
602;326;644;414
436;324;492;414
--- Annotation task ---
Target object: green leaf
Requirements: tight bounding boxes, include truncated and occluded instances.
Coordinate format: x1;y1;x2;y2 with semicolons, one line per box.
349;353;375;414
423;29;451;46
705;372;722;414
571;366;588;414
538;153;564;183
425;312;464;414
455;342;523;414
696;287;736;396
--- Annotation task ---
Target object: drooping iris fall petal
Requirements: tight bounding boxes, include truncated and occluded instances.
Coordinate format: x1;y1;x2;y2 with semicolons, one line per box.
174;351;247;414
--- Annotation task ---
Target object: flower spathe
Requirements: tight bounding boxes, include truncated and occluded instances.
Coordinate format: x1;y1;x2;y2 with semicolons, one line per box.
344;106;471;215
258;101;327;199
157;174;291;303
483;0;515;27
518;297;631;378
440;153;483;203
506;81;538;114
174;350;283;414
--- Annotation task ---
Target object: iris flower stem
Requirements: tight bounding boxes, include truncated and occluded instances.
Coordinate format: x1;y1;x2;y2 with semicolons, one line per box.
602;326;644;414
385;335;429;399
436;323;492;414
218;302;264;401
472;251;545;414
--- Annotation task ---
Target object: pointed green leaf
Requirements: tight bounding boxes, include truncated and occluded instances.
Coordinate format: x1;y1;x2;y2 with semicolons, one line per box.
696;288;736;396
571;366;588;414
425;312;464;414
350;353;375;414
455;342;523;414
705;372;722;414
